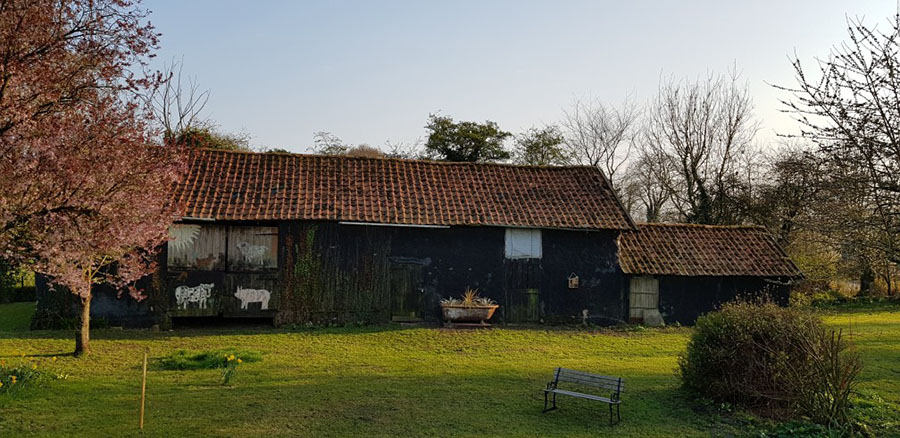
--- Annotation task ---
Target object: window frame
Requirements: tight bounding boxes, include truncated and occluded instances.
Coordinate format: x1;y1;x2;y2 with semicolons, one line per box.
504;228;542;259
167;223;279;273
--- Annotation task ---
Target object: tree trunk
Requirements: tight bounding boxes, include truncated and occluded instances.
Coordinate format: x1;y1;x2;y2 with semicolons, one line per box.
859;267;875;297
74;292;92;356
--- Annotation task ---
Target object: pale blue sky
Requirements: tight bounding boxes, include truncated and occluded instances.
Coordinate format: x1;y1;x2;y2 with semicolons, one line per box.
144;0;894;152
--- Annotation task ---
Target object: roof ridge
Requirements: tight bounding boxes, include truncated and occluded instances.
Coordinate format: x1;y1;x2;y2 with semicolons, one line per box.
636;222;766;230
194;147;602;171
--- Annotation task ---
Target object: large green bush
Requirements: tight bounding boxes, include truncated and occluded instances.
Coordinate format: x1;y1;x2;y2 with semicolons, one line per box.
679;300;862;430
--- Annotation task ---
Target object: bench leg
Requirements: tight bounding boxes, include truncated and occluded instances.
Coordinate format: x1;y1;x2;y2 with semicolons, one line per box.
542;391;558;413
616;403;621;423
608;403;613;425
541;391;556;414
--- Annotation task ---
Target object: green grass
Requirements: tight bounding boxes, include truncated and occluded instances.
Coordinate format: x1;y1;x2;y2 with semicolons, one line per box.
0;301;34;331
0;304;897;437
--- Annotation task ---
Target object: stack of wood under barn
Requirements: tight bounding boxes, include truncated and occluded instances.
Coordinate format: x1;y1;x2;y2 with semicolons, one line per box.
34;148;802;328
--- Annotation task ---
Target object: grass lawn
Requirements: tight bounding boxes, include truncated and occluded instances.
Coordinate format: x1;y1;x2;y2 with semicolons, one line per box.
0;302;34;331
0;303;898;437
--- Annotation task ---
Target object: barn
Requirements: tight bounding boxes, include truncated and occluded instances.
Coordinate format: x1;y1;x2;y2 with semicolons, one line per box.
33;148;801;328
618;224;803;325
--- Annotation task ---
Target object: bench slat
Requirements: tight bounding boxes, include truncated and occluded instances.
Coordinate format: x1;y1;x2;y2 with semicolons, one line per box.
555;373;624;391
546;388;620;404
556;373;625;385
557;377;625;392
557;368;622;382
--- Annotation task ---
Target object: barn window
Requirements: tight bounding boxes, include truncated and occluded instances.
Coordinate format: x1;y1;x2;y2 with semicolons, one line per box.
167;224;226;271
227;226;278;271
167;224;278;272
505;228;542;259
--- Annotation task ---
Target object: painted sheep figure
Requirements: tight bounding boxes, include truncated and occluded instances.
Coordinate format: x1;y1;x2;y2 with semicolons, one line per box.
236;242;269;266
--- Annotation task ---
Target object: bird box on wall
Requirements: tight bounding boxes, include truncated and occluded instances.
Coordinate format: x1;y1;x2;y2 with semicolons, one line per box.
568;272;579;289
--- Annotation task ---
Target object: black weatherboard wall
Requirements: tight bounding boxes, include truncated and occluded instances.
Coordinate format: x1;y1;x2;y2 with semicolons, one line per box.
277;221;627;325
32;221;630;327
654;275;792;324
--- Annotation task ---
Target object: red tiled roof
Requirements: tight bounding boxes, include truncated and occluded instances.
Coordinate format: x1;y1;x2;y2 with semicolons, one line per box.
172;149;635;230
618;224;802;277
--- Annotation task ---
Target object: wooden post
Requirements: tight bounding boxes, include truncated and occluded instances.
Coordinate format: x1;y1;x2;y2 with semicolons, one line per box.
139;351;147;430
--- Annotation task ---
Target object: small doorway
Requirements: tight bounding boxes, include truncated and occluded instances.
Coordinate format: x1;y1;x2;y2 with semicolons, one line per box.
390;264;424;322
629;276;660;324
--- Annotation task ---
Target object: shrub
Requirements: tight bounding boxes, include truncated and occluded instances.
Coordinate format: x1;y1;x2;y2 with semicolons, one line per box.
678;299;862;430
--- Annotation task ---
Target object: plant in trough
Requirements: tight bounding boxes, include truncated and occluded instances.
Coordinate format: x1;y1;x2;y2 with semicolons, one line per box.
440;287;496;307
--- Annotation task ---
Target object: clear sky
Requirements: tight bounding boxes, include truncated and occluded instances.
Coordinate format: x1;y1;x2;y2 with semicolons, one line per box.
143;0;894;153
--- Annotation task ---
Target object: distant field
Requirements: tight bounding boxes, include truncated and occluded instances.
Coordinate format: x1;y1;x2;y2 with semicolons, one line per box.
0;302;897;437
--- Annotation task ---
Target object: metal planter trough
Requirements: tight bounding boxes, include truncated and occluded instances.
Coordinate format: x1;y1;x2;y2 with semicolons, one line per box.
441;304;499;328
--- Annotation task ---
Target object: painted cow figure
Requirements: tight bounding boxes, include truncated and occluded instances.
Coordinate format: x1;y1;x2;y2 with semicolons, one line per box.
234;286;271;310
175;283;214;310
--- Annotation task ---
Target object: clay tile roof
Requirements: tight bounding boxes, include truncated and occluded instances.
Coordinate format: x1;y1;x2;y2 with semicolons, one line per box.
172;148;635;230
618;224;802;277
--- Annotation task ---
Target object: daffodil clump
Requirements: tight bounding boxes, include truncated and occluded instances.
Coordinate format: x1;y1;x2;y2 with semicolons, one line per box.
221;354;243;386
0;352;66;397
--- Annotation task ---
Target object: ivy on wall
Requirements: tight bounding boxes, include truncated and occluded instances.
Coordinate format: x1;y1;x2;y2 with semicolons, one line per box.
276;223;392;326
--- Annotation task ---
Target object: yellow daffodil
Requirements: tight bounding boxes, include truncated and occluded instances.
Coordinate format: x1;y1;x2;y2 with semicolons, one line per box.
10;376;17;384
0;381;3;388
51;357;57;362
31;363;37;370
228;355;235;361
237;359;242;364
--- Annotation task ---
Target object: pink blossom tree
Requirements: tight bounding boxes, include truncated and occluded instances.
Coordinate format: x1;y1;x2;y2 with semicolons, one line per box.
0;0;184;355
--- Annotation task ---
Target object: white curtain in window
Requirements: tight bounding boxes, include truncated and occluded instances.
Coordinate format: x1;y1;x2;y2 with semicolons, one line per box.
505;228;542;259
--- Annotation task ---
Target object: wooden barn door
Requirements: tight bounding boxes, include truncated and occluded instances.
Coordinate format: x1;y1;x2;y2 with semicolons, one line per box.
629;276;659;323
504;259;541;323
390;264;424;322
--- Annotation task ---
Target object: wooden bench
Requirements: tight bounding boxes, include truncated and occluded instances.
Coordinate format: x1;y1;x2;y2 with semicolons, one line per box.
542;367;624;425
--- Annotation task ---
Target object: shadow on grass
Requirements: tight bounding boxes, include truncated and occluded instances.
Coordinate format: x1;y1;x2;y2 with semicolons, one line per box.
0;321;424;341
124;372;697;437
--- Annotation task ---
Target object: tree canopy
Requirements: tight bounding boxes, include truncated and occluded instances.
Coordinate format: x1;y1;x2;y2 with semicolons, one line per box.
424;114;511;162
514;126;569;166
0;0;183;355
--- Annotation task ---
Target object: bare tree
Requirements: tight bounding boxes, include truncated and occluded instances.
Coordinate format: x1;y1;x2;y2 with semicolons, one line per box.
150;59;210;141
777;14;900;272
384;139;424;159
774;13;900;295
313;131;350;155
622;146;674;222
644;69;759;224
742;144;822;246
561;96;640;191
